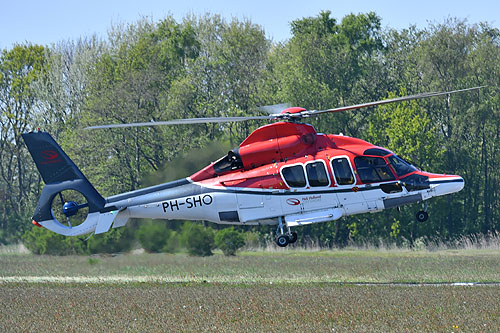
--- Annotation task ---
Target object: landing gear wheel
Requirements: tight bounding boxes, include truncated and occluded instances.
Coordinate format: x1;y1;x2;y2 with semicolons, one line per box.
416;210;429;222
276;235;289;247
288;232;298;244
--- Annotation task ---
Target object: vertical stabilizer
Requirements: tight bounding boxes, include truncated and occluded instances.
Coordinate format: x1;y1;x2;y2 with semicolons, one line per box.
22;131;107;236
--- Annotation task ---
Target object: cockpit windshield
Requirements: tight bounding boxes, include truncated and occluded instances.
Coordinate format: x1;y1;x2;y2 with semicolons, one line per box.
387;155;416;177
354;156;395;183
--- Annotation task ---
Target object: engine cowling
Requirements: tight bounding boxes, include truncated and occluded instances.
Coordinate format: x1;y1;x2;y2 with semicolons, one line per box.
238;122;320;169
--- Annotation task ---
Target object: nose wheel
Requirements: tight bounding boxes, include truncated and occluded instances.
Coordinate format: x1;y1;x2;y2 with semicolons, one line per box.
416;202;429;222
416;210;429;222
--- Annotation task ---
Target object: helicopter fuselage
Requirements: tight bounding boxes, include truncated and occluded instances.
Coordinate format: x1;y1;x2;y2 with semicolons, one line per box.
105;122;463;227
30;122;462;239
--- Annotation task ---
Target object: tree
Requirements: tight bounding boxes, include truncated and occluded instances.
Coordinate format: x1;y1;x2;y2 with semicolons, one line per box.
366;90;444;169
215;227;245;256
137;221;178;253
22;226;87;255
0;44;46;241
184;14;271;143
87;228;136;254
78;17;202;196
181;223;215;256
363;91;445;242
31;37;103;138
414;20;498;237
273;11;386;136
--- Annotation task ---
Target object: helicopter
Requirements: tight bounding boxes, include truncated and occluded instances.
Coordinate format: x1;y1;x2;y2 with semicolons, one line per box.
23;87;480;247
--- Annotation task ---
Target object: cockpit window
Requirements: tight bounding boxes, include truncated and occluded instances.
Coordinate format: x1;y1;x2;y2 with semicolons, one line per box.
305;162;329;187
354;156;395;183
331;158;355;185
388;155;416;177
281;165;306;187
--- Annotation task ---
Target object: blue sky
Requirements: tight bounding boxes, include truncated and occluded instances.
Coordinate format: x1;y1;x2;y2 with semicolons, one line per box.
1;0;499;49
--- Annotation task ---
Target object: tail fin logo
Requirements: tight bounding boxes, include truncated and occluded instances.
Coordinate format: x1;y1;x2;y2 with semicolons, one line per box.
41;150;61;164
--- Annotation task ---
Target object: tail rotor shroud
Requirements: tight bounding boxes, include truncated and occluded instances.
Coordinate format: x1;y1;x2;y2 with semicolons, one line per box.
22;131;121;236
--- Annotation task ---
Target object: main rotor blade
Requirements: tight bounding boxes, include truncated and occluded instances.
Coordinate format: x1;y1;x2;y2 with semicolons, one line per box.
309;86;484;116
86;115;273;130
85;86;484;129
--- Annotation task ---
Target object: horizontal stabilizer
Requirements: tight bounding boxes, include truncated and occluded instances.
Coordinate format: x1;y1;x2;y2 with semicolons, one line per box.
95;211;119;234
112;209;130;229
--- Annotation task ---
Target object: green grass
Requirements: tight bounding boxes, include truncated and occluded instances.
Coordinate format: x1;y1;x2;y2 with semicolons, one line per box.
2;249;500;331
2;249;500;283
1;284;499;332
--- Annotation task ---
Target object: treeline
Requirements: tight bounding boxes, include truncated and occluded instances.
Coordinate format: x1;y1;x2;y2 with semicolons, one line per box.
1;11;499;250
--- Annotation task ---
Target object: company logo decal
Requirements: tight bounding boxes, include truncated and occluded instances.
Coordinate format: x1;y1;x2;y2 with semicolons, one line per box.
286;198;301;206
41;150;58;160
41;150;62;164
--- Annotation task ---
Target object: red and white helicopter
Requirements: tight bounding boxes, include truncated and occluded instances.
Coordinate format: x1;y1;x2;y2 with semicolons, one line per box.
23;87;479;247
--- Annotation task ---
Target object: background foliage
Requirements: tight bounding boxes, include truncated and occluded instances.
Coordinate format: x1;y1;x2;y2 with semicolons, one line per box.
214;227;245;256
1;11;499;252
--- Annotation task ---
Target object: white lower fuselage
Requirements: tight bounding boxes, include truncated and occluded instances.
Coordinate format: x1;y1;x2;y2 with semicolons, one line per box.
116;176;464;227
38;175;464;236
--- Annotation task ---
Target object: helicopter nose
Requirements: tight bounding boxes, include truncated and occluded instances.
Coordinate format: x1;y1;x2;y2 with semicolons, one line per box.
430;175;465;196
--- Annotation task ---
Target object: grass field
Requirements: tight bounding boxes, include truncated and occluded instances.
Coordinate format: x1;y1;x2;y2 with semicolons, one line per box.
1;249;500;331
2;248;500;283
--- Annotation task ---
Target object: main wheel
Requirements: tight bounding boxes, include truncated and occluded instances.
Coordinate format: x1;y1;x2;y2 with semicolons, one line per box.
288;232;298;244
276;235;289;247
416;210;429;222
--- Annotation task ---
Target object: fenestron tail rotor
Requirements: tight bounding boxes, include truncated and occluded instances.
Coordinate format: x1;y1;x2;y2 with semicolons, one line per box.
51;189;89;228
85;86;484;130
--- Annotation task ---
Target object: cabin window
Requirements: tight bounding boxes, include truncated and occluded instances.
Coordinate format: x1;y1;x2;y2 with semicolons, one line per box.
354;156;395;183
331;158;355;185
305;161;329;187
281;165;306;187
387;155;416;177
